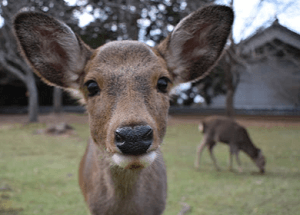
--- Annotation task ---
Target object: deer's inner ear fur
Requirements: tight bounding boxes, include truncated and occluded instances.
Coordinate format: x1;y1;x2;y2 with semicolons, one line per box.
156;5;234;84
14;12;92;89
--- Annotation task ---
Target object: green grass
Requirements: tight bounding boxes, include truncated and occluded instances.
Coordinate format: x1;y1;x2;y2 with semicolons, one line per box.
0;121;300;215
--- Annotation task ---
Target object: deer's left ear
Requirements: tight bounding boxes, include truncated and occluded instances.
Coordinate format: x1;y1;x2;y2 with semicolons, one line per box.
156;5;234;84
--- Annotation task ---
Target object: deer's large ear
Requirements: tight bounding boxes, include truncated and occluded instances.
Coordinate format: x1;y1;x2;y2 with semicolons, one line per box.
14;12;92;89
156;5;234;84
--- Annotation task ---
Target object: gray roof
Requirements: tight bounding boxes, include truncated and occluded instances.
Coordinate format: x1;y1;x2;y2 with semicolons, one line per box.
239;20;300;54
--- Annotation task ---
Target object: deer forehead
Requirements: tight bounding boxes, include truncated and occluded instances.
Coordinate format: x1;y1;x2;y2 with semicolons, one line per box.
83;41;170;93
86;41;167;76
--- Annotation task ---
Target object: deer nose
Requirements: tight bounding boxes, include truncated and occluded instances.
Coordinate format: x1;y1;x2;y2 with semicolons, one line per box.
114;125;153;155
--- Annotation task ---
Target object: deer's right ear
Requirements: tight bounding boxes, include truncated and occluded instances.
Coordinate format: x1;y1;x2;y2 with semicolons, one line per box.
156;5;234;84
13;12;92;89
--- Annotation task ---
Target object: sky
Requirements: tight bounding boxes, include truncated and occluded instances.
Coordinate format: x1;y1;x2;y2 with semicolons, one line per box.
216;0;300;42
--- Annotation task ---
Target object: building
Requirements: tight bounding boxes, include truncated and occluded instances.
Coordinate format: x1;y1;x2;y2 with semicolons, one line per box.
210;20;300;113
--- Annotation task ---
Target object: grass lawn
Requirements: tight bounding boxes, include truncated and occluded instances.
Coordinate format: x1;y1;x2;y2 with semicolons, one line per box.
0;118;299;215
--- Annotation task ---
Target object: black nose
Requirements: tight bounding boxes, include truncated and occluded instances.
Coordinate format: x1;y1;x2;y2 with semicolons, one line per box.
115;125;153;155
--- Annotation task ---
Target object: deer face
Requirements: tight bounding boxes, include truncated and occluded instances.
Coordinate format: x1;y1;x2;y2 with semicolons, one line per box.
13;6;233;170
82;41;171;168
255;151;266;174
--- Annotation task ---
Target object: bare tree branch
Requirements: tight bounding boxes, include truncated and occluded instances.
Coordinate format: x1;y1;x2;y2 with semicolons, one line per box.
0;54;26;82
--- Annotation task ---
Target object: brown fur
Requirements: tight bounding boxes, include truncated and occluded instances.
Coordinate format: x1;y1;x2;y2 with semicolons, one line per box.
14;6;233;215
194;116;266;173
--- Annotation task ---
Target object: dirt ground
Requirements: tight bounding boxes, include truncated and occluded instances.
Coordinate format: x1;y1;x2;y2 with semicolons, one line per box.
168;114;300;128
0;113;300;128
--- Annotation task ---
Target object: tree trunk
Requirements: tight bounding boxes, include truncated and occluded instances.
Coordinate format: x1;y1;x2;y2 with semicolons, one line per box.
53;87;63;114
25;71;39;122
225;86;235;117
226;0;235;118
225;56;235;118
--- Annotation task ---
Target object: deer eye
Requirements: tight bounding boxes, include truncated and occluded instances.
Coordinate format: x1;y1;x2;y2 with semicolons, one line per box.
157;77;170;93
85;80;100;97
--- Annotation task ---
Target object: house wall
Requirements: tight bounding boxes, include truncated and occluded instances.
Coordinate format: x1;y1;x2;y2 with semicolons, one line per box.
210;59;300;110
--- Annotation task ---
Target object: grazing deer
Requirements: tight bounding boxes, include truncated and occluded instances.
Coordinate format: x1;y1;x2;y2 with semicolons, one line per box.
13;6;233;215
194;116;266;173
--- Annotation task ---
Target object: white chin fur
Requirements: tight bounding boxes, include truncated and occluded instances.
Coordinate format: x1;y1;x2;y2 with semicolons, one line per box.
112;151;157;169
198;124;203;132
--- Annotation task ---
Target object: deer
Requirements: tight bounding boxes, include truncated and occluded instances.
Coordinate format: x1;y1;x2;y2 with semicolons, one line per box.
194;116;266;174
13;5;233;215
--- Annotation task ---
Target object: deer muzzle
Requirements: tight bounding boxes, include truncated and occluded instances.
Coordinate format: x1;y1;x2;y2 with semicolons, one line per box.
115;125;153;155
112;125;157;169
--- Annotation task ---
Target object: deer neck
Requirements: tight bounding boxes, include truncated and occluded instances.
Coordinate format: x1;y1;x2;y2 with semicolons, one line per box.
241;143;259;160
109;166;141;197
95;144;142;198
